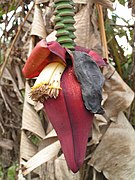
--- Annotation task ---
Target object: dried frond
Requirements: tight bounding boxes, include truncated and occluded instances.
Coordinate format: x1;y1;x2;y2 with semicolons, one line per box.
95;0;114;10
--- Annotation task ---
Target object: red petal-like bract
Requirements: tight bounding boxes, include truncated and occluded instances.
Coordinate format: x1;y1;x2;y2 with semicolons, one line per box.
22;40;50;78
22;40;66;78
23;40;106;78
43;67;93;173
75;46;107;66
22;40;104;172
47;41;66;61
88;50;107;66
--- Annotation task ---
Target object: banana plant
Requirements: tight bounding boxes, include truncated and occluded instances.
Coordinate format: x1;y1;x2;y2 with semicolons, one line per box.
22;0;106;173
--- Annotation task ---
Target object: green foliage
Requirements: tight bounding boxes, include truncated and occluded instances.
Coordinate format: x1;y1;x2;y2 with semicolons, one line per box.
106;1;135;126
118;0;126;5
30;134;41;146
0;166;3;178
106;7;133;76
0;0;17;17
0;164;17;180
7;165;16;180
0;47;3;65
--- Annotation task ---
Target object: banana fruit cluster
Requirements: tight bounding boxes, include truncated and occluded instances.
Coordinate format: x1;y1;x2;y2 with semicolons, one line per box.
54;0;76;50
30;62;66;102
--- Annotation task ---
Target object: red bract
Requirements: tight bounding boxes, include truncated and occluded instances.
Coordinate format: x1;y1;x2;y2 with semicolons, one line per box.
22;40;105;173
22;40;66;78
23;40;106;79
75;46;107;66
44;67;94;172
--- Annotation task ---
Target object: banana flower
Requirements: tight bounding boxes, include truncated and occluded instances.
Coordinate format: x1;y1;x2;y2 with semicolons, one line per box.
22;39;106;173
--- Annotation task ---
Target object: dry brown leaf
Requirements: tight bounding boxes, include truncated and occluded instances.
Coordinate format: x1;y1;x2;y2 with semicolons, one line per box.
40;159;56;180
103;64;134;119
95;0;114;10
39;137;58;151
39;130;57;150
55;154;80;180
46;30;57;42
73;0;114;10
33;101;43;112
18;170;26;180
90;64;134;146
0;86;11;112
20;131;37;161
46;121;54;134
44;5;54;34
44;129;57;139
22;83;46;139
31;5;46;38
27;36;35;57
36;130;58;179
90;114;108;145
128;0;135;16
128;0;135;7
35;0;49;4
15;65;25;90
25;81;35;105
0;138;13;150
74;3;102;53
23;141;61;175
3;68;23;102
22;100;45;139
89;112;135;180
73;0;87;3
25;81;43;111
22;21;31;32
92;168;105;180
